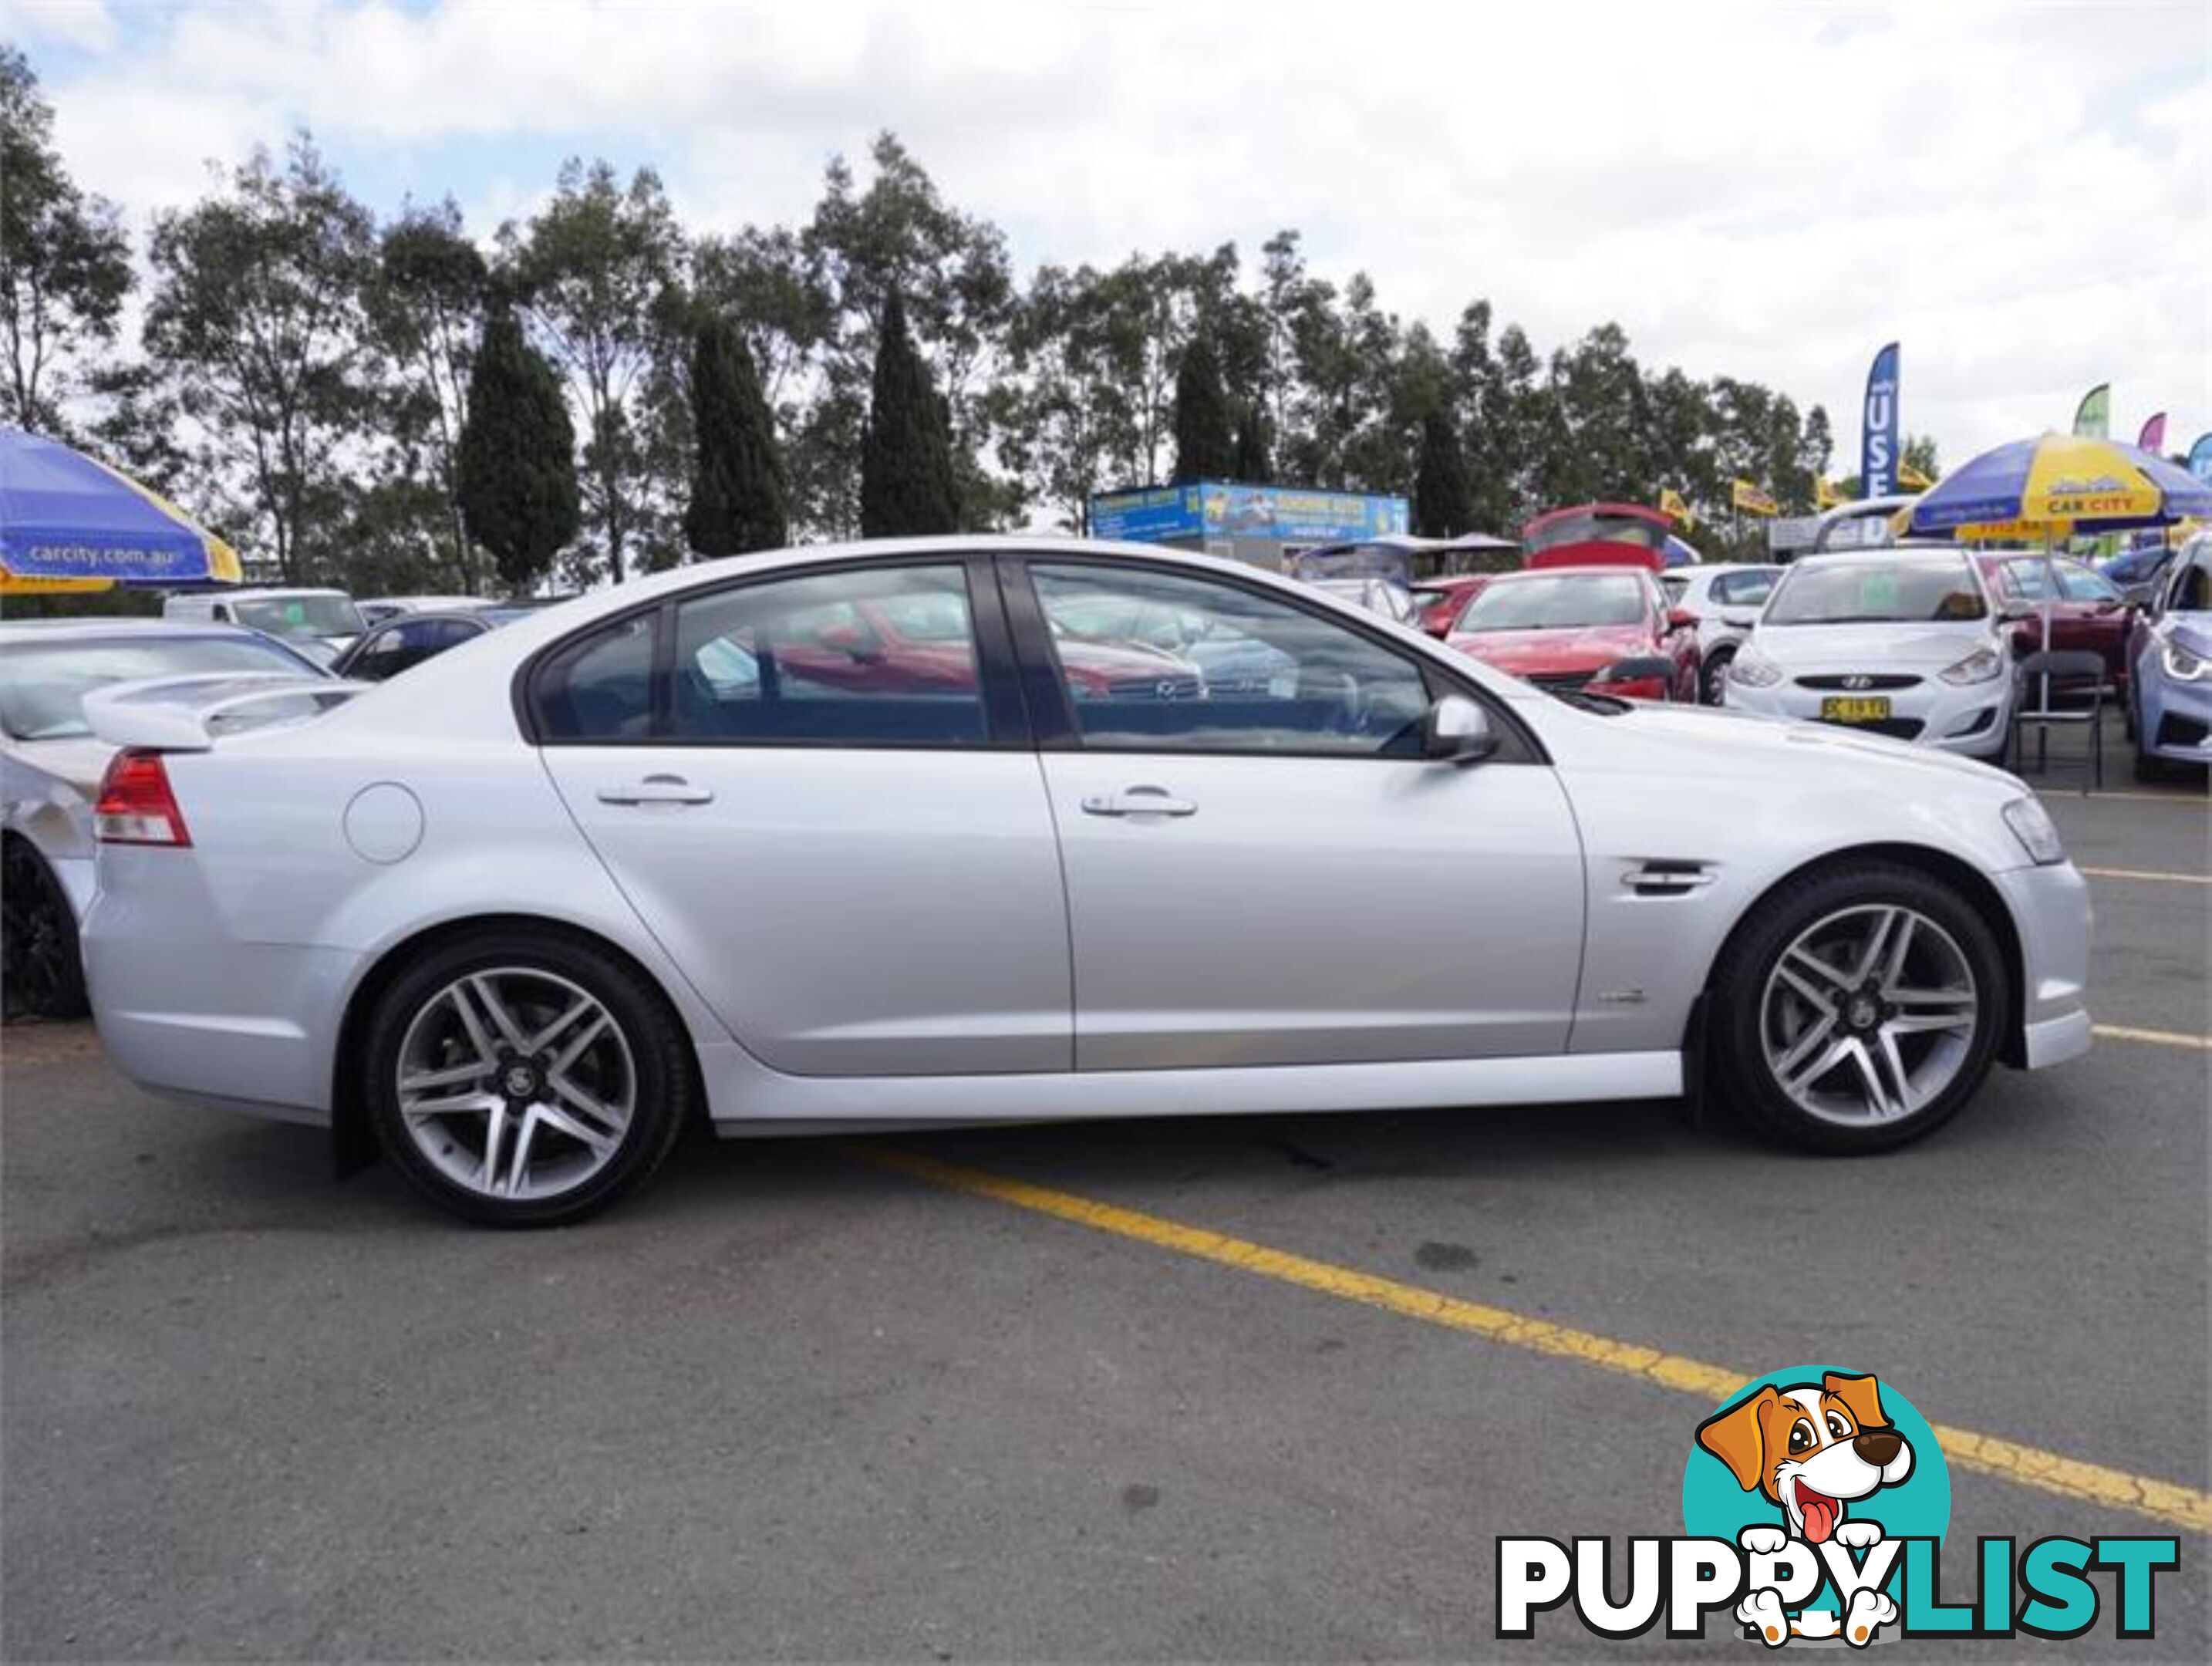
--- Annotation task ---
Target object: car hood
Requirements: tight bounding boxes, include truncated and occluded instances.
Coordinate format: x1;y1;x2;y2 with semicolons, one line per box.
1450;624;1651;673
1597;700;2018;788
2;735;114;799
1752;621;1996;669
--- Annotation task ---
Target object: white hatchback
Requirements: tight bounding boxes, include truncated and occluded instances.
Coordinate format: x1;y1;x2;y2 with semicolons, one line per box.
1724;546;2016;760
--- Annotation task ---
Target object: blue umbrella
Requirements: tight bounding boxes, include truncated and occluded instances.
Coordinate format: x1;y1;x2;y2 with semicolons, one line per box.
0;427;242;593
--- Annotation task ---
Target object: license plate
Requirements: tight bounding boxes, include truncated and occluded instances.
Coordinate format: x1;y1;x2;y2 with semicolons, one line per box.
1820;696;1892;723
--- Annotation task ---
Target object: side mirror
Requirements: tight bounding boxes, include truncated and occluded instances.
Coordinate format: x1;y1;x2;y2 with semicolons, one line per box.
1424;693;1498;764
817;624;880;662
1719;609;1759;630
1665;608;1698;633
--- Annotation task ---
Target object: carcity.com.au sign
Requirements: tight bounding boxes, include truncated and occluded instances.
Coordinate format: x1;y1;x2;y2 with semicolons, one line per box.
1495;1366;2180;1647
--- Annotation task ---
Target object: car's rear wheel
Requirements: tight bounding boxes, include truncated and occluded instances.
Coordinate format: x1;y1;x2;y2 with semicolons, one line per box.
363;930;692;1226
1708;862;2007;1153
2;838;89;1020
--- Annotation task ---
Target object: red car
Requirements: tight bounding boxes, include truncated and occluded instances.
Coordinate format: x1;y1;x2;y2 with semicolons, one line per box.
1974;552;2135;690
1445;563;1701;701
771;590;1204;698
1408;575;1496;638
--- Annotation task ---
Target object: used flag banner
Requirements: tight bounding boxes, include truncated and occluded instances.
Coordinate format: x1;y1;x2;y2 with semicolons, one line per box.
2138;412;2168;454
1860;341;1900;497
1731;479;1779;517
2072;383;2110;439
1659;487;1695;528
1897;459;1934;491
2189;432;2212;487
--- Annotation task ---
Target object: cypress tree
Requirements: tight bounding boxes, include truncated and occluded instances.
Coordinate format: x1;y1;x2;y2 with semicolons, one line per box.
1413;409;1474;538
456;310;580;592
1231;403;1273;484
859;288;959;538
1171;333;1234;484
685;314;788;556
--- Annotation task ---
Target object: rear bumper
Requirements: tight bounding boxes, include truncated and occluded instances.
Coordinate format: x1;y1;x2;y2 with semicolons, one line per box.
1991;861;2093;1071
83;848;355;1125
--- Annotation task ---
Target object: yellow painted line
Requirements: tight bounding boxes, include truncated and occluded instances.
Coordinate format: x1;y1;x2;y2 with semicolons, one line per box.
2080;865;2212;885
2093;1023;2212;1051
846;1142;2212;1536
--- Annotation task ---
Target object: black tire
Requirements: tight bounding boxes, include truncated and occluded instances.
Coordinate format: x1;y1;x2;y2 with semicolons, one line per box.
2;838;89;1020
1701;650;1733;707
1706;860;2008;1155
362;928;693;1226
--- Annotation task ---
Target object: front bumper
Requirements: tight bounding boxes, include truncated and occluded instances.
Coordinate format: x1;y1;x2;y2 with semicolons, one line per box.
2140;673;2212;766
1727;673;2010;754
1991;860;2094;1071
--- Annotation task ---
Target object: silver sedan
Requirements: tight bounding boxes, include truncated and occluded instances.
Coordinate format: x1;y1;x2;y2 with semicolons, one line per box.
79;538;2092;1225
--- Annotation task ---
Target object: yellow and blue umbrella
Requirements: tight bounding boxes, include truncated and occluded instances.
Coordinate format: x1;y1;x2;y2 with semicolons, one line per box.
1907;432;2212;540
0;427;244;596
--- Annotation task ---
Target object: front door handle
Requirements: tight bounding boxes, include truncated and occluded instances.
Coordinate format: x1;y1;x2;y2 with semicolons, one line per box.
1081;785;1197;818
597;774;715;807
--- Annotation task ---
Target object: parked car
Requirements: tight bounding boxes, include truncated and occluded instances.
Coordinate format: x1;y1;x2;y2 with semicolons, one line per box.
356;594;498;627
1408;575;1495;638
1724;545;2015;759
1046;593;1292;695
79;538;2090;1223
1308;575;1417;624
1446;565;1700;702
163;587;366;666
1660;564;1782;703
333;607;535;682
1808;494;1920;555
2100;538;2178;607
2125;531;2212;778
1974;551;2134;690
1;619;329;1017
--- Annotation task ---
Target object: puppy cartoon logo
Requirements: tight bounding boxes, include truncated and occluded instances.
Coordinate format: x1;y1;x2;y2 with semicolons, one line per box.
1684;1364;1949;1648
1697;1372;1914;1548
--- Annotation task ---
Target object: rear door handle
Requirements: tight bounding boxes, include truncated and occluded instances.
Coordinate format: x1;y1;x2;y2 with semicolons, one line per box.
597;774;715;807
1081;785;1197;818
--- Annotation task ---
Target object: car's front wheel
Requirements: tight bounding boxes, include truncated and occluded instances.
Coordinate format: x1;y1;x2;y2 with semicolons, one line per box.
2;838;89;1020
1701;650;1733;706
1708;862;2008;1153
363;929;693;1226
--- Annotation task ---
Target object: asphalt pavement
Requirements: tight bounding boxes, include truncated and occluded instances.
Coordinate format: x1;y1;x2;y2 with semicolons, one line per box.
3;739;2205;1662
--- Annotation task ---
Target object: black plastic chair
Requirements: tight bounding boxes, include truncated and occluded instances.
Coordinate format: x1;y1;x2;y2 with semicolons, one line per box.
2008;649;2109;790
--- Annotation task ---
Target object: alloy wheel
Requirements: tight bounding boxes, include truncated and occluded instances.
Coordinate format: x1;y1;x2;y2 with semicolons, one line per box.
1758;904;1979;1125
2;844;80;1018
394;967;636;1202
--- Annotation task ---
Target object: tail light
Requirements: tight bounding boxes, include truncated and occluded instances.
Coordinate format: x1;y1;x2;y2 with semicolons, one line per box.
94;750;193;846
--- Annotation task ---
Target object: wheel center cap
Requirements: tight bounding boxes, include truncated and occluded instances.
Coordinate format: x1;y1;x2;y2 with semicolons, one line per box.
1846;994;1879;1032
502;1063;540;1099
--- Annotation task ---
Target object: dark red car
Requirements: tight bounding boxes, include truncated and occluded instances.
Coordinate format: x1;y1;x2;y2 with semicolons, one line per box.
1974;552;2134;690
1445;563;1701;701
1408;574;1495;638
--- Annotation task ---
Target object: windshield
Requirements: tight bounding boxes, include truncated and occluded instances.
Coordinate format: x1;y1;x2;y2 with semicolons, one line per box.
1766;556;1987;625
233;594;365;638
1526;513;1667;555
0;636;318;740
1455;574;1648;632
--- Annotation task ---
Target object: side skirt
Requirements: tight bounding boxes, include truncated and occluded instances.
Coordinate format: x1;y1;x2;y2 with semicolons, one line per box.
696;1042;1683;1138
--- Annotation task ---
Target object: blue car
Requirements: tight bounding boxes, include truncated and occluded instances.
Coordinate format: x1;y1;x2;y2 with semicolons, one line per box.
2126;532;2212;778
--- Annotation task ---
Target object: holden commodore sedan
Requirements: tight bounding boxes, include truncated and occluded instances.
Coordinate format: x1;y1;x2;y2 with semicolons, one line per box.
80;538;2091;1226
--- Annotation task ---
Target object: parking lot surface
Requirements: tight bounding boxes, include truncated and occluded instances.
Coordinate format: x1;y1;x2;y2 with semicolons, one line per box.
4;750;2206;1661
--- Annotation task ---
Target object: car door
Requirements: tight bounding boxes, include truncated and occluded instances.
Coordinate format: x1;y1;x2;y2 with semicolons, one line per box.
534;557;1071;1078
1007;556;1586;1071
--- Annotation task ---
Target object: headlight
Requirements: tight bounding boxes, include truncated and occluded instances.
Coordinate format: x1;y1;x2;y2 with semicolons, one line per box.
1730;651;1781;688
2160;638;2210;682
1940;646;2005;686
2001;796;2066;865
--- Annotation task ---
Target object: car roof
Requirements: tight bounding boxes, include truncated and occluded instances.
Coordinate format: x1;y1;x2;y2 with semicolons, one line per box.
1485;564;1654;582
0;616;293;645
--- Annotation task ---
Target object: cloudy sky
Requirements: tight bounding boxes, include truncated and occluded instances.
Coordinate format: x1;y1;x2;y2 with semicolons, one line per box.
18;0;2211;473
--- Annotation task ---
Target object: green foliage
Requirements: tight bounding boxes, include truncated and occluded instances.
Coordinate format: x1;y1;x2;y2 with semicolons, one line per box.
1413;410;1473;537
684;315;788;556
1231;404;1273;484
1171;332;1234;483
376;199;490;588
0;47;131;435
457;310;580;592
860;289;959;537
